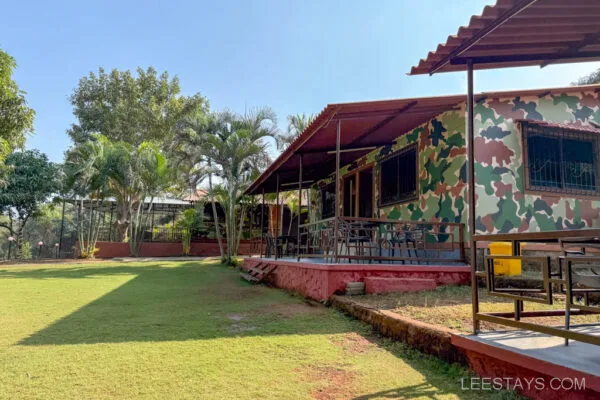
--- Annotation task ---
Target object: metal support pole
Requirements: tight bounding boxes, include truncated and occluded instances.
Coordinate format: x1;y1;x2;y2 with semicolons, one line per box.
275;173;280;260
467;60;480;334
297;154;303;261
150;210;155;242
108;204;114;242
58;199;66;256
260;188;265;258
334;120;341;263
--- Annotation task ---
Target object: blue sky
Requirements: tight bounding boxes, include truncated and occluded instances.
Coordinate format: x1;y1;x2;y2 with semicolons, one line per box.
2;0;600;162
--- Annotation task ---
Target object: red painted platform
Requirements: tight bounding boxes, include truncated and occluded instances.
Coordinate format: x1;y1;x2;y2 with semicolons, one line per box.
241;258;470;300
452;329;600;399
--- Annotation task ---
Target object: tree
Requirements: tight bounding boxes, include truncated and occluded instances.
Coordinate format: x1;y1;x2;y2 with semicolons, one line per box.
204;109;278;263
573;68;600;85
64;135;172;257
278;113;314;150
172;108;277;263
0;49;35;180
0;150;58;257
68;67;208;149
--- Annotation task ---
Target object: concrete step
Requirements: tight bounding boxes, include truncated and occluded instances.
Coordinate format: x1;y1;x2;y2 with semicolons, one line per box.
364;277;437;294
240;273;260;283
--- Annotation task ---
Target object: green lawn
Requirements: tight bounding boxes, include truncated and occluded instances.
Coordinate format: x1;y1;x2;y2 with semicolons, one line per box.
0;259;517;399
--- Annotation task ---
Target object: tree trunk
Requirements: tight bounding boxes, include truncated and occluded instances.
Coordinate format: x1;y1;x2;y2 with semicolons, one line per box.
207;165;224;259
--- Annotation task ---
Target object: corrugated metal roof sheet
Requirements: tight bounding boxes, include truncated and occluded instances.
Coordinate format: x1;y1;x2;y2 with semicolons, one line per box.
410;0;600;75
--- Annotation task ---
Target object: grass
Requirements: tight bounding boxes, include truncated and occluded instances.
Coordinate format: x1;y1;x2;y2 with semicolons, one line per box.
0;259;520;399
350;285;600;333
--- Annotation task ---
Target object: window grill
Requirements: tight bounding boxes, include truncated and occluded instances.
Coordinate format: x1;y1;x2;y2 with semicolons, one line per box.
523;121;600;196
379;145;417;206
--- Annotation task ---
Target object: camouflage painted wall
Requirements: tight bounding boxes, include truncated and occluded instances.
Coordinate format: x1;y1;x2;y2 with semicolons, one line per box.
317;109;468;230
314;88;600;237
474;89;600;234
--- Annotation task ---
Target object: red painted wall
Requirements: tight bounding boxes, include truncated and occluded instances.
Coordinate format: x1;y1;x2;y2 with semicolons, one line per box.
242;258;470;300
90;240;256;258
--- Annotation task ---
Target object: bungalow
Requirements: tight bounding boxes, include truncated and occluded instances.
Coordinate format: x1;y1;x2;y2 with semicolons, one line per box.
247;83;600;258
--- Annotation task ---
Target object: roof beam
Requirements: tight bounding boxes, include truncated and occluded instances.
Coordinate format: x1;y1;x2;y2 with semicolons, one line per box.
452;51;600;65
540;31;600;68
428;0;539;75
349;101;418;144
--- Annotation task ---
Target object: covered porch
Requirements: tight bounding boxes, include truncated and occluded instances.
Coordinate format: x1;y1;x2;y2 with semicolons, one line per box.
245;95;469;266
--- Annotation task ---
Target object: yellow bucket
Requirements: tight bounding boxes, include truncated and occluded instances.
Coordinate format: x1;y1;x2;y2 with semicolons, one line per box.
488;242;522;276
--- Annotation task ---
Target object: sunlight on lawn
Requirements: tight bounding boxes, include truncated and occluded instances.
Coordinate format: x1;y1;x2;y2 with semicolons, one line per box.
0;260;518;399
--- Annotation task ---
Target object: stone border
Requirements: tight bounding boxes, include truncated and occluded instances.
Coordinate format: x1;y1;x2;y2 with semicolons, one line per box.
330;295;466;364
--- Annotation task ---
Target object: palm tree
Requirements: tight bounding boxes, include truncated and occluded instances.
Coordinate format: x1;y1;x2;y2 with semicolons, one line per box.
170;113;225;258
64;136;111;257
64;135;172;257
278;113;314;150
202;108;278;263
169;108;278;263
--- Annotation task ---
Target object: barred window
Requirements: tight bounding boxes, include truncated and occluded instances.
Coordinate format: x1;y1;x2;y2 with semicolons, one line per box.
379;145;417;206
523;121;599;196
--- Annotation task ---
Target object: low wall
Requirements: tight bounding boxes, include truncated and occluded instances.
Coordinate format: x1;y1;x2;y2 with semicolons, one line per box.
242;258;470;300
92;240;255;258
331;295;465;364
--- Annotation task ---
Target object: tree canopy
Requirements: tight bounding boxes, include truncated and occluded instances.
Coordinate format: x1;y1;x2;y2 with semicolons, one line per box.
0;49;35;177
0;150;58;256
68;67;208;148
573;68;600;85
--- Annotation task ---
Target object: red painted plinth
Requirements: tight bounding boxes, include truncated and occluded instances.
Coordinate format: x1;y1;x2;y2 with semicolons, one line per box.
242;258;470;301
364;276;437;294
452;335;600;399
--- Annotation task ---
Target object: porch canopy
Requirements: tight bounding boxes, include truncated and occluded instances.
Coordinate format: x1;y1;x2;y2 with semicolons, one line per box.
409;0;600;76
408;0;600;339
246;94;468;195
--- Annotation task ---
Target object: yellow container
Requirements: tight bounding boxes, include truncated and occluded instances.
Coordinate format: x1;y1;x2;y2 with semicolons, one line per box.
488;242;522;276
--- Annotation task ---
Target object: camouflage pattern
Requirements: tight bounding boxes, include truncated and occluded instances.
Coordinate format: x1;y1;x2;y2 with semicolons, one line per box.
315;88;600;237
474;90;600;234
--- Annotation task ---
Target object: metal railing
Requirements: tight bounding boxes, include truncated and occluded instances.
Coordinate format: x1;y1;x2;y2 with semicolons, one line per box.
285;216;465;264
473;229;600;347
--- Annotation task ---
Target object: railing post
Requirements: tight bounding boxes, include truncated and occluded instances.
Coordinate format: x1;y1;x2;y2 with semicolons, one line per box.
260;189;265;258
297;154;303;261
467;59;480;334
275;173;280;260
334;120;341;263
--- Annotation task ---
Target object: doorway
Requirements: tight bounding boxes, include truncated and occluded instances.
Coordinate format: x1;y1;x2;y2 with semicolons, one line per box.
343;167;374;218
358;168;373;218
343;175;357;217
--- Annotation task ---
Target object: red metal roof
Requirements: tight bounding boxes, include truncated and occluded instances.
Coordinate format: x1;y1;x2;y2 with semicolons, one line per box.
410;0;600;75
246;84;600;195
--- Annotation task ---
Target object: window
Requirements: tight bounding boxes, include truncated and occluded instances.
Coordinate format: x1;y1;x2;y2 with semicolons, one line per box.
379;146;417;205
523;121;599;195
320;183;336;219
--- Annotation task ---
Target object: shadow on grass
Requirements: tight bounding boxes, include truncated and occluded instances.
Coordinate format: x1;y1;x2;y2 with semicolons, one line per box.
4;262;352;346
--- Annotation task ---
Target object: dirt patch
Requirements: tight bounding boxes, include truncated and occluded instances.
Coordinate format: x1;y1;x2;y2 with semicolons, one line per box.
267;302;326;318
227;313;246;322
298;365;356;400
330;332;380;354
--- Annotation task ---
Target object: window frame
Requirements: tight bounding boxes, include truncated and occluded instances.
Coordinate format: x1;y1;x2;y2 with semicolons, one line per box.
521;121;600;197
377;144;419;207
